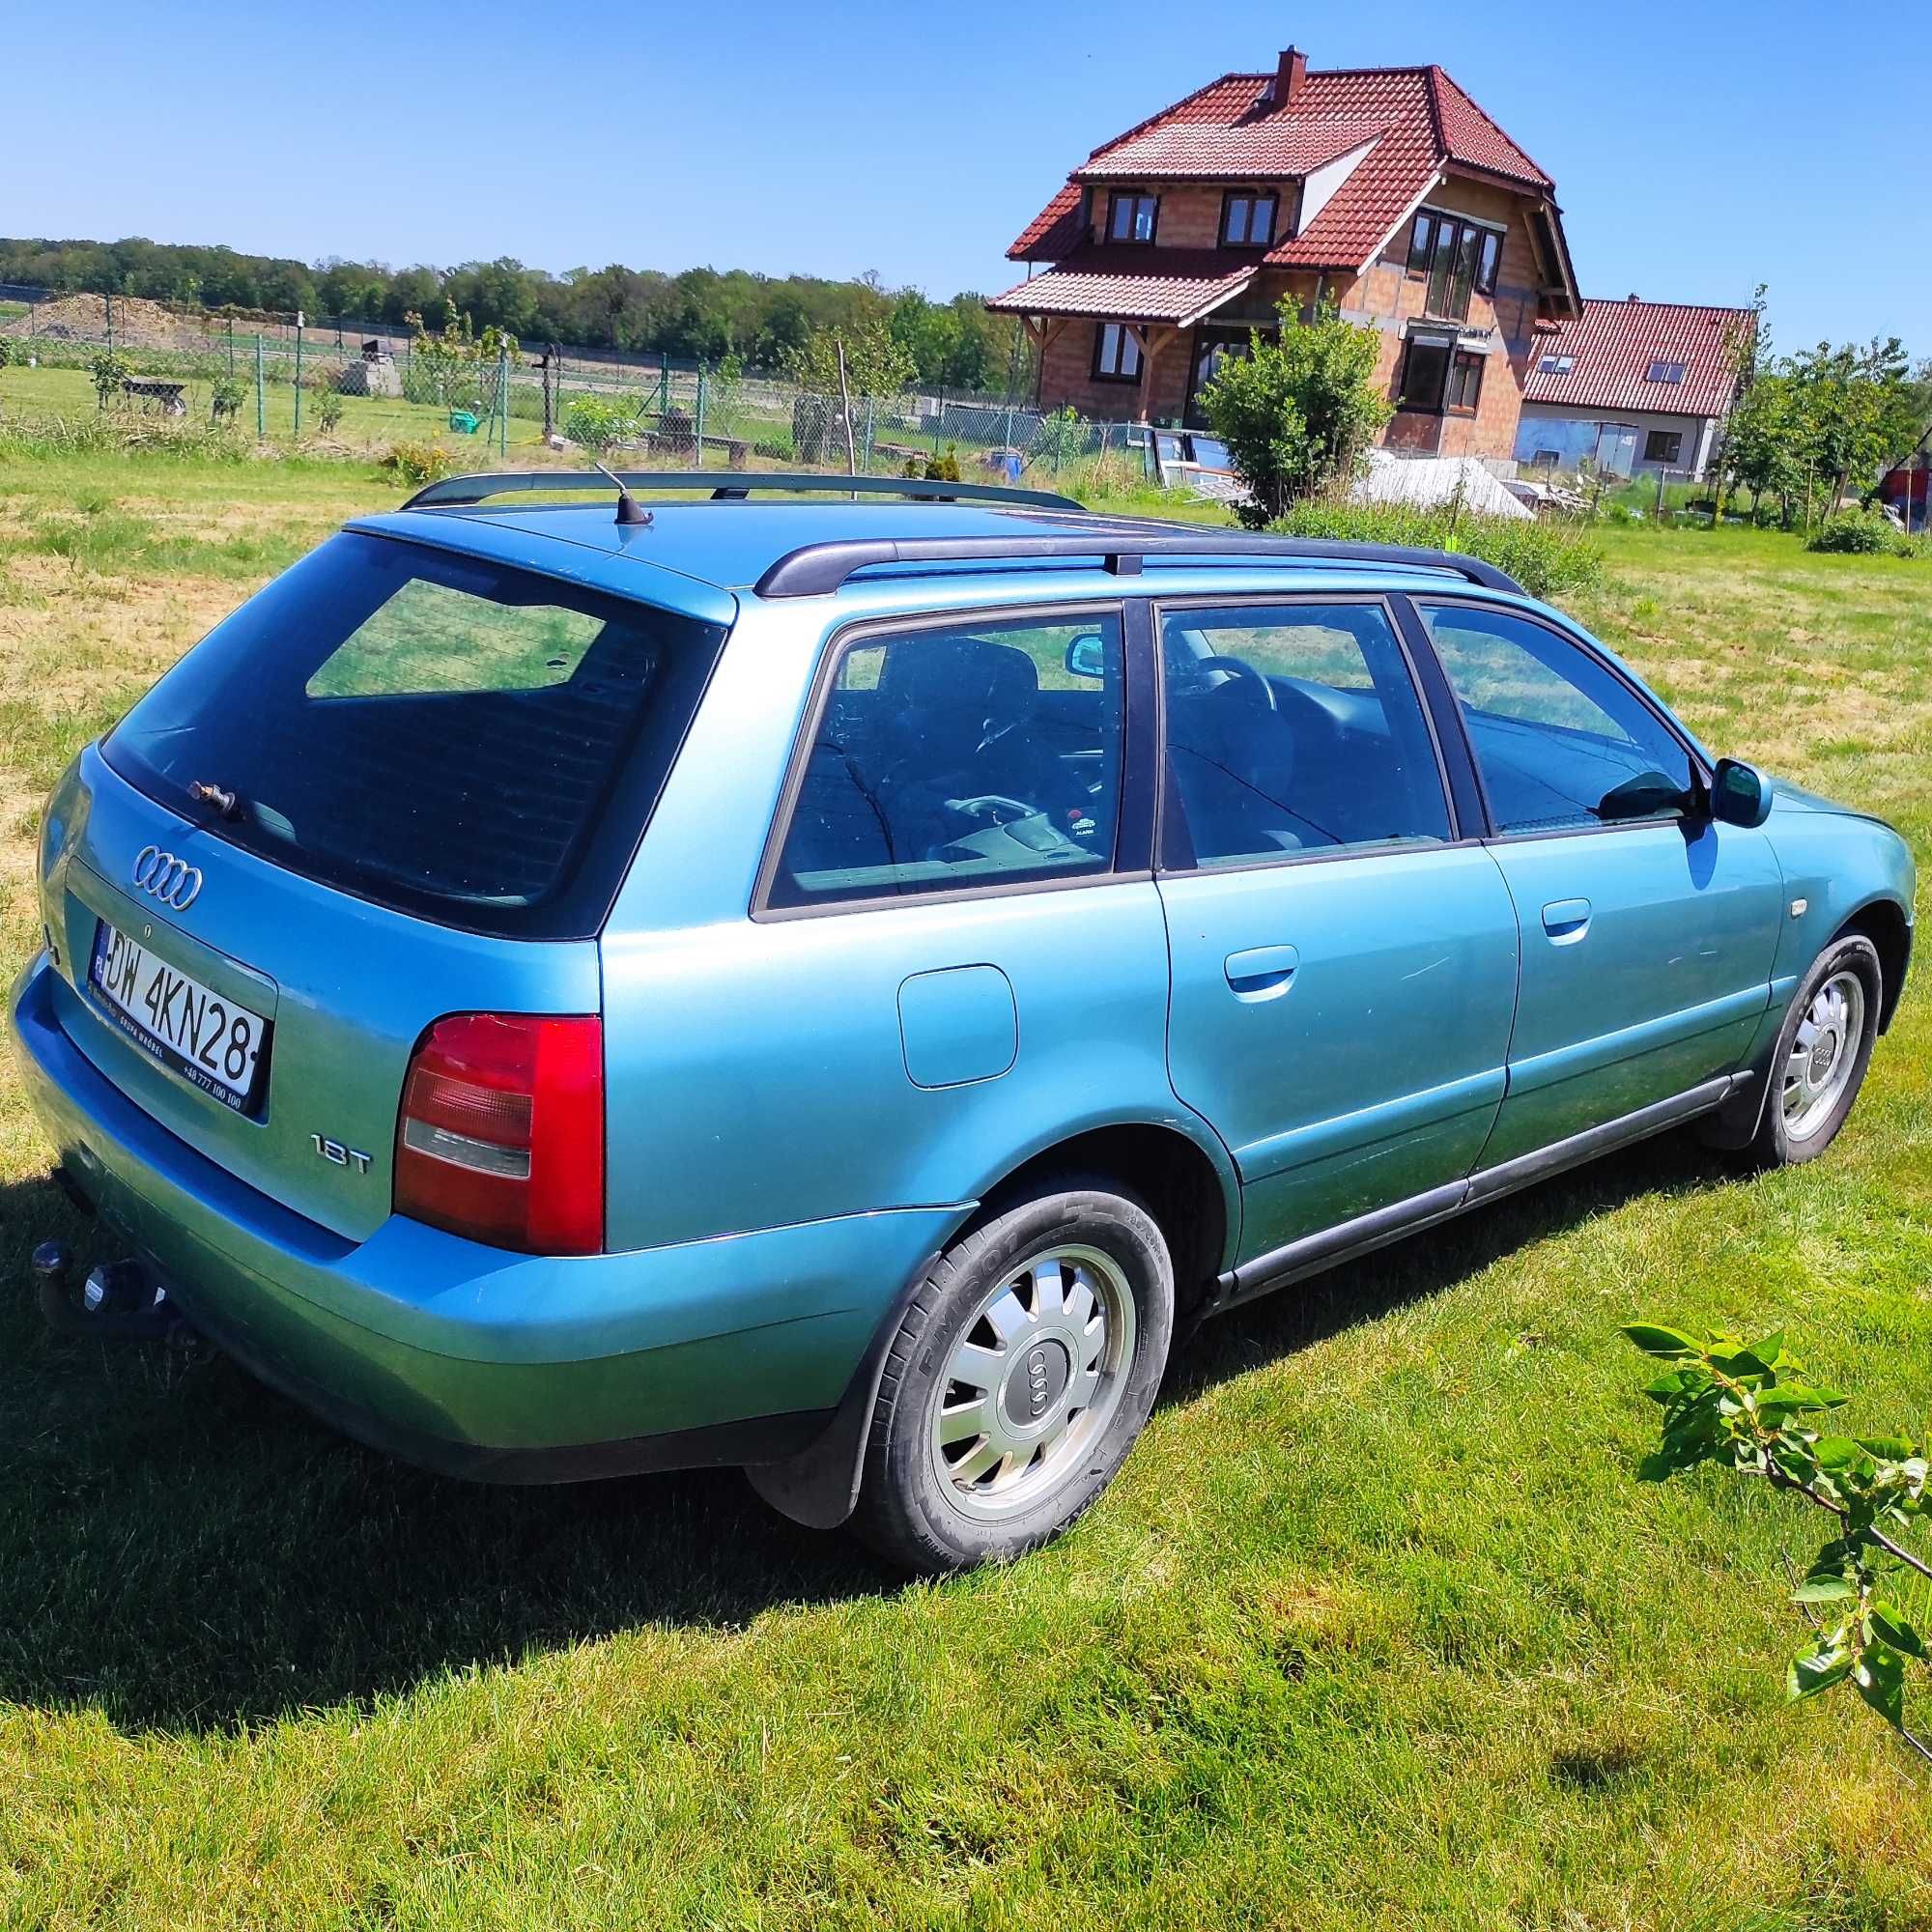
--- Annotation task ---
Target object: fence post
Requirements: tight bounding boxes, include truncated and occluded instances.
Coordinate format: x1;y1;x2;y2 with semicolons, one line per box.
104;293;113;353
696;361;707;461
497;343;510;454
293;314;304;439
658;362;668;423
226;316;235;377
864;394;875;472
254;333;265;440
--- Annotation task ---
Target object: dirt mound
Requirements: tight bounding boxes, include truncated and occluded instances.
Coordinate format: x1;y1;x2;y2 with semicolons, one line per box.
1;293;201;350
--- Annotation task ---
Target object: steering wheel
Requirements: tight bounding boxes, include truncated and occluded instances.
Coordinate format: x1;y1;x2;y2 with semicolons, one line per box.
1191;654;1277;712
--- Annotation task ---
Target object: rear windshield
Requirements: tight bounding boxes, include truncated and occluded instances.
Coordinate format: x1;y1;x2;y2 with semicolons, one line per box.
102;532;727;937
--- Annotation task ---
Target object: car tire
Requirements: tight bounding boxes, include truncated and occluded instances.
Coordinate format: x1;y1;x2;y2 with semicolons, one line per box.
1747;933;1883;1168
850;1177;1174;1576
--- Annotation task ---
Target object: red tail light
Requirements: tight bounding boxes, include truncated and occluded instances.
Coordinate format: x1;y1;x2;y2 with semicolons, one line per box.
394;1012;604;1255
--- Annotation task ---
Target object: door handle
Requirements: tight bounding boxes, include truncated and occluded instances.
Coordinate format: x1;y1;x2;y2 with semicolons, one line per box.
1541;897;1592;945
1224;944;1299;1001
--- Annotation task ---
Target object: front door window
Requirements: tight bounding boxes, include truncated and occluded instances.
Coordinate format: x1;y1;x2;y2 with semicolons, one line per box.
1415;603;1693;834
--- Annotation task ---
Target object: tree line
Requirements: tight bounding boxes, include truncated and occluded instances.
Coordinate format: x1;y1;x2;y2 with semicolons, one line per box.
0;236;1030;394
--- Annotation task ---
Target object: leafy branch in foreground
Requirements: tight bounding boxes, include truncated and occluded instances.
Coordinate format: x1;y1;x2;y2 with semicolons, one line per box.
1625;1322;1932;1760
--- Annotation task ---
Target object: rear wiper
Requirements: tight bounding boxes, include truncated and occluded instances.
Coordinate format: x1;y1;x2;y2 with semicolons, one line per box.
186;779;241;819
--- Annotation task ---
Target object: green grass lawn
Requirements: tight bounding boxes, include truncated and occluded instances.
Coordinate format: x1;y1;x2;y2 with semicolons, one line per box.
1;456;1929;1928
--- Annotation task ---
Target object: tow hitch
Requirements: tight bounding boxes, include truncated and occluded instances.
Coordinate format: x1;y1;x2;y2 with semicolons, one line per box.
32;1240;188;1343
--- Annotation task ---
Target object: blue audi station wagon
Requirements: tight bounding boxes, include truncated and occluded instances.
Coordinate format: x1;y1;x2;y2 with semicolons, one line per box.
11;473;1914;1572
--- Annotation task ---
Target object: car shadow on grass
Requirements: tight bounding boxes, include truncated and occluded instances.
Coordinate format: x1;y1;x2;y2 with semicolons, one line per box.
0;1131;1738;1736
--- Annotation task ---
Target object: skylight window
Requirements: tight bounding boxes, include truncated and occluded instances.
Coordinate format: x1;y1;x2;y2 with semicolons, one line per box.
1538;354;1575;375
1646;359;1687;384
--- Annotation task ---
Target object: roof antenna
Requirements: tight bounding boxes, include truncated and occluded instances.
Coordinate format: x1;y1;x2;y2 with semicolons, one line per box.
582;453;652;526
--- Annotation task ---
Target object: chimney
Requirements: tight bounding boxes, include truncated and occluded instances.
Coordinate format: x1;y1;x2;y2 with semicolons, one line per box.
1272;46;1308;108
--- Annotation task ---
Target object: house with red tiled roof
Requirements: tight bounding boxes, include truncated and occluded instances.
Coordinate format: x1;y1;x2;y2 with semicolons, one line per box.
986;45;1581;464
1516;296;1754;480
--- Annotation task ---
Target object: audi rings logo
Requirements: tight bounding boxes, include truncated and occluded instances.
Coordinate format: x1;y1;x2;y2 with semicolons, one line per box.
131;844;204;910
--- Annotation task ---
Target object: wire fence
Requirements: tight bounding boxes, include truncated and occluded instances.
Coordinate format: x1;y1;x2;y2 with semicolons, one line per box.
0;287;1165;495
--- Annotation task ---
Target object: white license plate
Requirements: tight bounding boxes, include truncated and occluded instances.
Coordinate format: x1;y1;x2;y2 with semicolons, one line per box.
88;917;270;1112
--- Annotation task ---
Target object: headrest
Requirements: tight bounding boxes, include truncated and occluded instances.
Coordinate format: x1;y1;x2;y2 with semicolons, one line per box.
881;636;1038;718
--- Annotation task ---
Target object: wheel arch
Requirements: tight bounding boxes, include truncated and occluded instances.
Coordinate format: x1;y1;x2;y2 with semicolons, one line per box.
971;1120;1236;1324
745;1113;1240;1532
1836;895;1911;1033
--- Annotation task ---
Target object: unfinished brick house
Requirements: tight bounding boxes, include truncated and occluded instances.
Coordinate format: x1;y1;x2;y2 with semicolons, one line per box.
986;46;1582;462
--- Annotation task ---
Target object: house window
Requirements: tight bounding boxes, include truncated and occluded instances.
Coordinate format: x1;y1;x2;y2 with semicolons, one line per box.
1646;359;1687;384
1400;337;1451;411
1107;191;1159;244
1221;190;1278;247
1093;322;1143;383
1644;428;1684;464
1406;209;1503;320
1398;337;1484;414
1537;353;1576;375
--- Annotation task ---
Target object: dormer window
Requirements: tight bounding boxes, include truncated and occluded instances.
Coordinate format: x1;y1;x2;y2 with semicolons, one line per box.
1107;190;1159;244
1645;359;1687;384
1221;189;1279;248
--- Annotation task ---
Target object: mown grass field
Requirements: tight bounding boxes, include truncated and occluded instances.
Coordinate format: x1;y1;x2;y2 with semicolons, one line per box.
0;448;1928;1929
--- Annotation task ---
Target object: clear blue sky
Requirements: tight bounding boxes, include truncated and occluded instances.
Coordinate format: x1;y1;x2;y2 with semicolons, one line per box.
9;0;1926;358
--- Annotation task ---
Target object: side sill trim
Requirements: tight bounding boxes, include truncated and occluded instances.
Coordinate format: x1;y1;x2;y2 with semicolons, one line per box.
1211;1074;1736;1314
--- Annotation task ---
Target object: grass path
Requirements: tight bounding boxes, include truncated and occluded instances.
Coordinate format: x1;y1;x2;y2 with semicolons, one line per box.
0;461;1927;1928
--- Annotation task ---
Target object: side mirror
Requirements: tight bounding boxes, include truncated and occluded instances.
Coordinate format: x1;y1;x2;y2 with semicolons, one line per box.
1710;757;1773;828
1064;634;1108;680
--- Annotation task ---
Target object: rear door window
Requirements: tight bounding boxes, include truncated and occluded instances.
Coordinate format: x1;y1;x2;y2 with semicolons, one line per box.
766;612;1123;909
103;532;726;936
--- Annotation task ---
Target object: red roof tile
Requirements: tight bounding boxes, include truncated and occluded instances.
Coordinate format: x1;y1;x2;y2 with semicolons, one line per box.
1008;59;1557;276
985;252;1260;327
1009;184;1085;261
1073;118;1383;182
1523;298;1753;418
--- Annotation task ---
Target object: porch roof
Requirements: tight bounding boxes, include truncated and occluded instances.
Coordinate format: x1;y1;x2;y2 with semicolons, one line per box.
985;253;1259;330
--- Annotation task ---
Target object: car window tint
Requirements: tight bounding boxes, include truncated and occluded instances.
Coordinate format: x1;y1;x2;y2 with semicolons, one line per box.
1417;603;1693;835
1160;603;1449;867
102;533;725;938
768;614;1123;910
307;578;603;697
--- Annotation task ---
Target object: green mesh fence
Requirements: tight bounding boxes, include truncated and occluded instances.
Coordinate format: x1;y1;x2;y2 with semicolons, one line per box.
0;291;1162;492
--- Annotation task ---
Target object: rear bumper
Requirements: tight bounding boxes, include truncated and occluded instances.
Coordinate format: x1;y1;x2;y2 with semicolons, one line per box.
10;952;961;1481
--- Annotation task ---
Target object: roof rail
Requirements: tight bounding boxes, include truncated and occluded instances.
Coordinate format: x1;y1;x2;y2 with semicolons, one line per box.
752;527;1525;599
400;469;1085;514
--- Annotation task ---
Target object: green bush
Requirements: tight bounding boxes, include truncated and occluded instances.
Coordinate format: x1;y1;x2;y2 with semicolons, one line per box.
1267;498;1604;600
1809;507;1918;557
563;393;640;452
89;349;133;409
381;439;453;486
1200;298;1393;527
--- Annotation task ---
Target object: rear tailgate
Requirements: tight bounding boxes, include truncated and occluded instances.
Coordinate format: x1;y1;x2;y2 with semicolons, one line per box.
42;748;598;1242
30;528;729;1244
